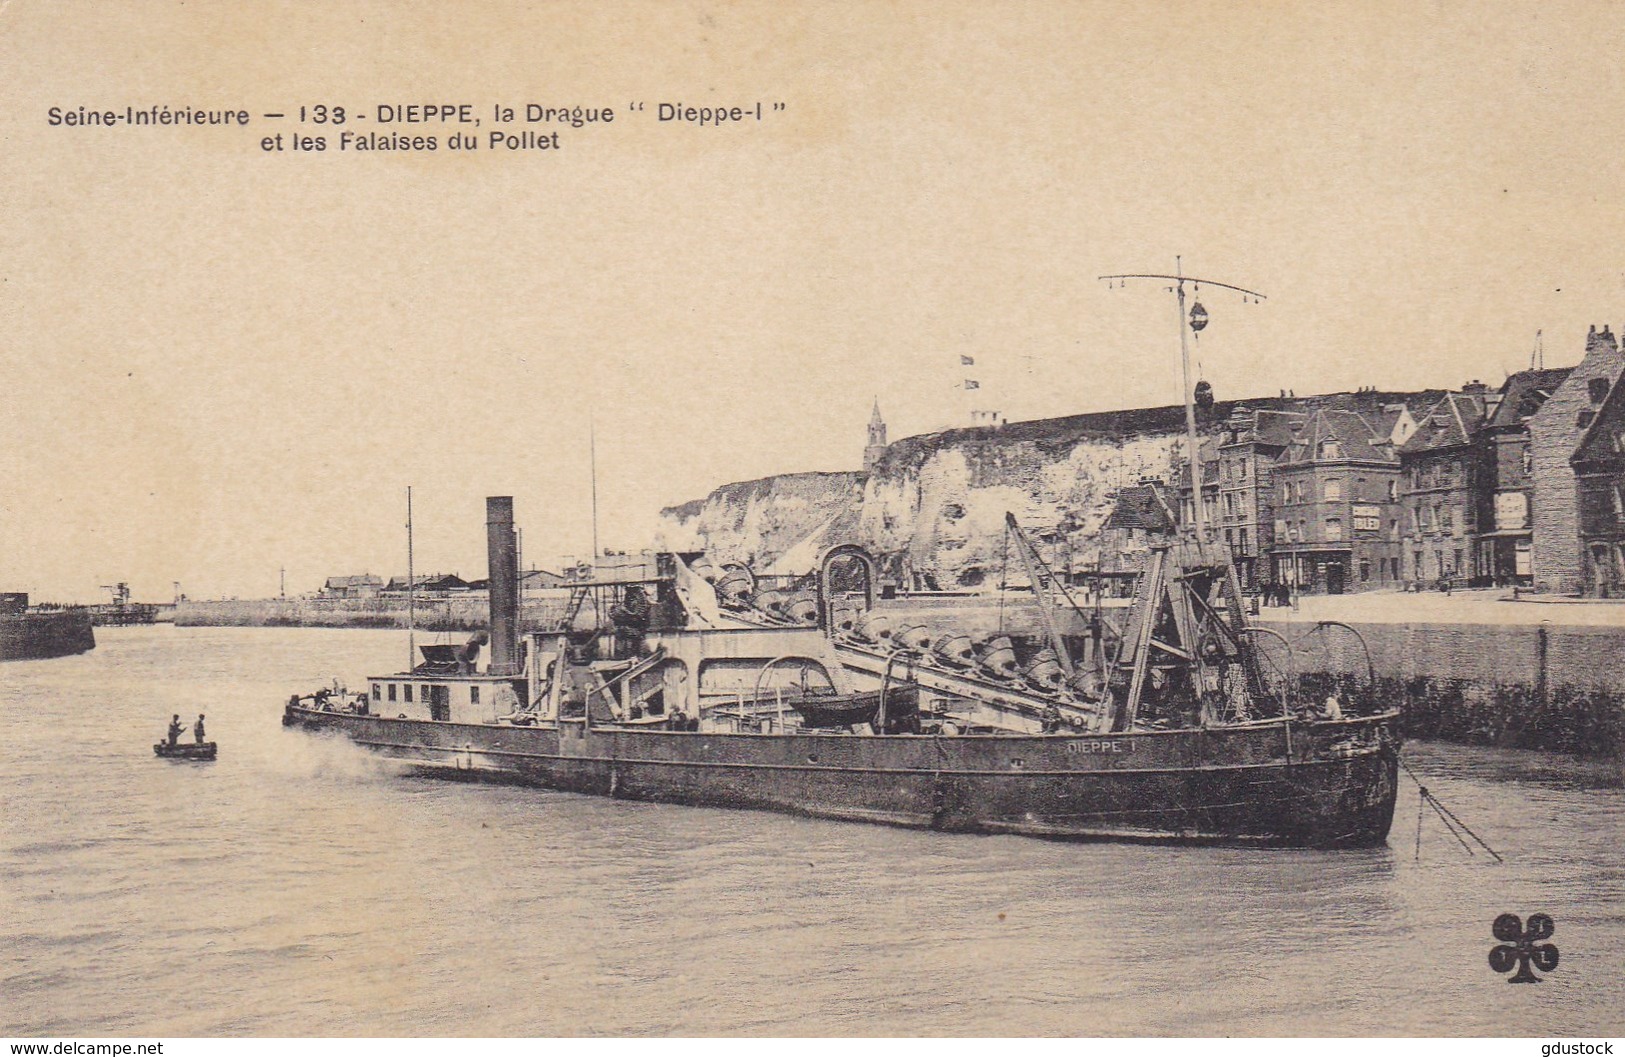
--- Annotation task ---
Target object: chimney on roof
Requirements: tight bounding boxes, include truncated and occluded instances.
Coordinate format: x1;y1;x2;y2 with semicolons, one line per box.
1586;325;1618;355
1462;379;1489;394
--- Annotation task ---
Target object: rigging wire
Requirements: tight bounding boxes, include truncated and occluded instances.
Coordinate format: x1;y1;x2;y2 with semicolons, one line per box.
1399;758;1504;862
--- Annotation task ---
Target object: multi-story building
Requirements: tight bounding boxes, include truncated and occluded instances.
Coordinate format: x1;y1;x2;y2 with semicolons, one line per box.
1212;407;1304;589
1398;389;1490;585
1178;408;1309;589
1528;325;1625;592
1571;372;1625;596
1269;409;1405;593
1477;366;1571;585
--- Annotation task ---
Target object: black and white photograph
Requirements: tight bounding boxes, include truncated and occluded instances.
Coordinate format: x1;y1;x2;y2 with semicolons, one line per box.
2;0;1622;1042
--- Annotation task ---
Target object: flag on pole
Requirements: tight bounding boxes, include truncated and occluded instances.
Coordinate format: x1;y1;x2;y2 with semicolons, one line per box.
964;379;980;390
960;355;975;366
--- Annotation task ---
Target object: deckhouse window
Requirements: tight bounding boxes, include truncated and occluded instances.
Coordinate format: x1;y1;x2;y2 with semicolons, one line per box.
388;683;397;702
470;686;480;705
404;684;413;703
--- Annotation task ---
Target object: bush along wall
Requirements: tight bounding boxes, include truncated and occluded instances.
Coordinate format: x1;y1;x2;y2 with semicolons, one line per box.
1295;671;1624;759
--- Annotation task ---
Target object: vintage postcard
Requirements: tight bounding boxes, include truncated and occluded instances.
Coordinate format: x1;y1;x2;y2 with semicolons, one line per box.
2;0;1622;1042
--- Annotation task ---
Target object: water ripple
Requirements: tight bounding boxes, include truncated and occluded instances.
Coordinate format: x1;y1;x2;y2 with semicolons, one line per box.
2;625;1621;1035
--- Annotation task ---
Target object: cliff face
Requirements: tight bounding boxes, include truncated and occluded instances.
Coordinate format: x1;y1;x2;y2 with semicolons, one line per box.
856;429;1183;587
657;471;867;573
658;429;1184;585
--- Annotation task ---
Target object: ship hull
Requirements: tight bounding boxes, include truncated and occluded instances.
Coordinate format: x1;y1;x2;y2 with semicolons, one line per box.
285;704;1401;847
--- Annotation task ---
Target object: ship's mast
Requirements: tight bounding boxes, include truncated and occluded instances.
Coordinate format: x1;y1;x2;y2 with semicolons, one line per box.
589;413;600;563
1099;258;1266;556
406;485;416;673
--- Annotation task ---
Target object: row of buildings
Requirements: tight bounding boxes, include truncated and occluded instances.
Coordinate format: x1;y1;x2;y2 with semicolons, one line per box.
1150;325;1625;595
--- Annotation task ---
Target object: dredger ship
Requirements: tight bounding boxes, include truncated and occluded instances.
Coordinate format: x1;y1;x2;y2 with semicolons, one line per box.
282;496;1401;847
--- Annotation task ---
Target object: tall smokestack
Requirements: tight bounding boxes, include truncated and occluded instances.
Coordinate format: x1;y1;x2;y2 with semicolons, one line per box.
486;496;519;676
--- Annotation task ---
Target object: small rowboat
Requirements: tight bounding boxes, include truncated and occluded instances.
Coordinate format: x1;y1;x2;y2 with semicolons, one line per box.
154;741;217;761
790;684;920;731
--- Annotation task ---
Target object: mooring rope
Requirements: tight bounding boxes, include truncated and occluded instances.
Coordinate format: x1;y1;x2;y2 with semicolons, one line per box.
1399;758;1504;862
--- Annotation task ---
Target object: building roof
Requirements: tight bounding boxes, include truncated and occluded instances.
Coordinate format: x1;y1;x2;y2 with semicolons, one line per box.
1400;392;1487;456
1280;409;1398;467
1105;483;1178;534
1487;366;1575;428
1250;409;1307;448
324;574;382;589
384;573;467;591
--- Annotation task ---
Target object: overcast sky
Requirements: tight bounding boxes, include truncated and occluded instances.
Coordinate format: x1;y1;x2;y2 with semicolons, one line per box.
5;0;1625;602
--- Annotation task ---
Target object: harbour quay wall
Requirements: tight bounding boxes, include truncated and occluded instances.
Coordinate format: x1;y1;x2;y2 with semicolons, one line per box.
174;596;572;632
1256;619;1625;757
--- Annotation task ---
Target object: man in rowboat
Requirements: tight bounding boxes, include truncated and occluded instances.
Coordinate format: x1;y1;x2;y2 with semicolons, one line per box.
194;714;206;744
166;715;184;747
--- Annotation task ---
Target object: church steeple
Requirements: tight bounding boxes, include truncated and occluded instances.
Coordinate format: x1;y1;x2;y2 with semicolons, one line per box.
864;398;888;473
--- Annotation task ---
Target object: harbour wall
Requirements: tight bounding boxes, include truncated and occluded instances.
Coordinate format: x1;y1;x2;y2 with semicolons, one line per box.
1255;619;1625;757
854;597;1625;757
174;597;573;631
0;611;96;661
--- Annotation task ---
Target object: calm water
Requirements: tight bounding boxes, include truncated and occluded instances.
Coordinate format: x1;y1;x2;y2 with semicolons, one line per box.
2;625;1622;1037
